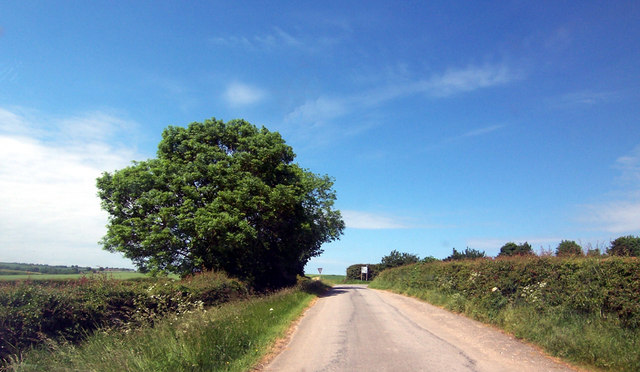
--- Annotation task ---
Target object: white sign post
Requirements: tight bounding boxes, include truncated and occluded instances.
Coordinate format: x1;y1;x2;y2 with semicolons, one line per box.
361;265;368;281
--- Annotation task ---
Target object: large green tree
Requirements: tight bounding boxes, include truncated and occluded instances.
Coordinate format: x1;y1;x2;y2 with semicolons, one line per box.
608;235;640;257
97;118;344;288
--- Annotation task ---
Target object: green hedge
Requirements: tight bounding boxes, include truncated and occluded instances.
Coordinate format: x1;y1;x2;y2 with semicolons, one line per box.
346;264;381;281
0;271;248;364
373;257;640;328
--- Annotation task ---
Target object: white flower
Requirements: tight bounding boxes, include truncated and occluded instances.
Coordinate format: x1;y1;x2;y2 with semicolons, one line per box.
269;308;274;311
491;287;498;292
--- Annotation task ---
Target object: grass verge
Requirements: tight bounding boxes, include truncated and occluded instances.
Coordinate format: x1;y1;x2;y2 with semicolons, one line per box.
371;280;640;371
8;280;328;372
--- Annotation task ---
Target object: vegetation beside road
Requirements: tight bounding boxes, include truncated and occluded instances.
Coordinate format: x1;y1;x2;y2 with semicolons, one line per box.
0;270;247;367
6;278;327;371
370;257;640;371
308;274;369;286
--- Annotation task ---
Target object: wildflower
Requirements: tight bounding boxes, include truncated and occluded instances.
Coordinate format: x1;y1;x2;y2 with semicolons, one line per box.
491;287;498;292
269;308;274;311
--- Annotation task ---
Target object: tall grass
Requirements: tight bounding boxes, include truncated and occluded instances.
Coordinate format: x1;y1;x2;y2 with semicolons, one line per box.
0;271;247;365
8;280;328;371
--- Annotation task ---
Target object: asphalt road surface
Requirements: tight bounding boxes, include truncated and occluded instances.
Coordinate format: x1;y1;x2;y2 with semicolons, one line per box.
262;285;577;372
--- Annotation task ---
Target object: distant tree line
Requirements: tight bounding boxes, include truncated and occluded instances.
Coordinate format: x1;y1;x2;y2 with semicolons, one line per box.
0;262;91;274
346;234;640;280
0;262;137;275
445;234;640;260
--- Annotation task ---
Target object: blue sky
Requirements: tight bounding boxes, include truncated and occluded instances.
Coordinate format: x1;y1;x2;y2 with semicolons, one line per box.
1;1;639;274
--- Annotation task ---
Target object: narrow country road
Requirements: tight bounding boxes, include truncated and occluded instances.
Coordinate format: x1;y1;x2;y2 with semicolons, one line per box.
262;285;577;372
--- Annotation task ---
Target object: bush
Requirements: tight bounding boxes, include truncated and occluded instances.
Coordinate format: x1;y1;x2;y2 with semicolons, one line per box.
372;257;640;328
346;264;381;281
0;271;248;365
444;247;485;261
380;250;420;269
422;256;439;263
498;242;534;257
556;240;583;257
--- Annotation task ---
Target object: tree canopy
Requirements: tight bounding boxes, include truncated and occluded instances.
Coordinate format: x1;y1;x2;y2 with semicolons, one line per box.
97;118;344;288
556;240;583;257
498;242;533;257
380;250;420;269
444;247;486;261
608;235;640;257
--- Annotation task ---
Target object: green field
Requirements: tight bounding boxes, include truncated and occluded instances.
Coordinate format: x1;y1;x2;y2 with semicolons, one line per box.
0;271;150;281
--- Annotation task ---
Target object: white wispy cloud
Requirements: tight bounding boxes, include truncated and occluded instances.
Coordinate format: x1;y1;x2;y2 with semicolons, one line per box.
0;107;24;129
285;63;519;133
257;27;304;49
211;27;323;52
424;64;517;97
342;210;410;229
462;124;506;138
223;82;265;106
614;144;640;183
0;107;139;267
578;145;640;234
581;202;640;233
284;96;350;127
554;90;618;108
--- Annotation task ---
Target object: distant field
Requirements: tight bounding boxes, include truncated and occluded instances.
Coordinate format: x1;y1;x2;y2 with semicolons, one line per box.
0;269;41;275
0;271;150;281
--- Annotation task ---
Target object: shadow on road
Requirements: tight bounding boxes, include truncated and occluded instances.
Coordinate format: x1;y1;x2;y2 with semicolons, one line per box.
320;285;367;298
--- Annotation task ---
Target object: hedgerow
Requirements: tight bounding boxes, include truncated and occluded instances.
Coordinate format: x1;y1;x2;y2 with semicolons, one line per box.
372;257;640;328
0;271;247;365
346;263;381;280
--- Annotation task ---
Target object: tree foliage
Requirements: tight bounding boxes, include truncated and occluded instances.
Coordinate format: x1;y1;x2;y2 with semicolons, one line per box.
444;247;486;261
608;235;640;257
498;242;533;257
556;240;583;257
97;118;344;288
380;250;420;269
422;256;439;264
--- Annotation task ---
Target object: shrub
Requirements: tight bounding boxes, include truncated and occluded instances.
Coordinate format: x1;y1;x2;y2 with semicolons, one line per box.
498;242;534;257
380;250;420;269
346;264;381;281
556;240;583;257
422;256;439;263
372;257;640;328
608;235;640;257
0;271;247;365
444;247;485;261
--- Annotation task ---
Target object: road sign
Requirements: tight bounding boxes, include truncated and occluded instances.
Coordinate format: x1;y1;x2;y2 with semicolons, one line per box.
361;265;369;281
318;268;323;274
